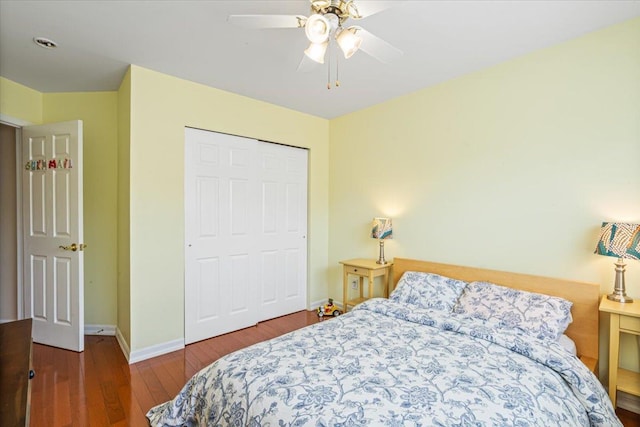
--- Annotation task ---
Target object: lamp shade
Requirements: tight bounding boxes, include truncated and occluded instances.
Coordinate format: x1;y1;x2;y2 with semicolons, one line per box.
595;222;640;260
371;218;393;240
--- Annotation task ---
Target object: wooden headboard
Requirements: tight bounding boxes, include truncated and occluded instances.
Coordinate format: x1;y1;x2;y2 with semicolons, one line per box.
392;258;600;363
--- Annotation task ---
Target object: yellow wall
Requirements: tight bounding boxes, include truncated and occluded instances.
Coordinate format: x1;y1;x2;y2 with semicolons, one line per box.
329;17;640;376
127;66;329;351
117;69;132;345
0;77;42;124
43;92;119;326
0;79;119;328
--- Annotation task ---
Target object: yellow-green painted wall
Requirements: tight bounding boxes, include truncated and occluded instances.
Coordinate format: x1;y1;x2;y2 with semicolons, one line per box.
0;79;119;329
0;77;42;124
117;69;132;346
329;17;640;377
127;66;329;351
43;92;119;327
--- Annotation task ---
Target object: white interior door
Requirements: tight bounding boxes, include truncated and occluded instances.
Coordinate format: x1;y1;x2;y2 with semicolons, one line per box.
22;120;84;352
184;128;308;344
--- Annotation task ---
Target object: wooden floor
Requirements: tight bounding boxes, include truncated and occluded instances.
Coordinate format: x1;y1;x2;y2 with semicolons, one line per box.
30;310;640;427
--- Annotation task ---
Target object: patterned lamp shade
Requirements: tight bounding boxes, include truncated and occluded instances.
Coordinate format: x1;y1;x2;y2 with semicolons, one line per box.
371;218;393;240
594;222;640;260
595;222;639;303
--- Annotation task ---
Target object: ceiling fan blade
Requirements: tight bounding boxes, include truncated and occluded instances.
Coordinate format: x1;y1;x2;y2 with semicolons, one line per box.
347;1;400;19
228;14;306;29
356;27;403;64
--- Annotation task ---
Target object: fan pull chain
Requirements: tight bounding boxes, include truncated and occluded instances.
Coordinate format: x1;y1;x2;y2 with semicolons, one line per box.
327;51;331;90
326;37;340;89
335;52;340;87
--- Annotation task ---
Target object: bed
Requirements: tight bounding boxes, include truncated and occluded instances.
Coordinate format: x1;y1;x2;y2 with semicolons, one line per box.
147;258;621;426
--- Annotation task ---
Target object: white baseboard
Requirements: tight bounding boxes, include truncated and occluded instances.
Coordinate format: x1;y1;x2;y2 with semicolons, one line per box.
311;298;344;310
128;338;185;364
100;326;184;365
115;327;131;362
310;299;327;310
84;324;116;335
618;391;640;414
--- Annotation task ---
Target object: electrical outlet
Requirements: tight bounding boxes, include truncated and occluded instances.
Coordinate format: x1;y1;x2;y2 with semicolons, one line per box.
351;280;358;290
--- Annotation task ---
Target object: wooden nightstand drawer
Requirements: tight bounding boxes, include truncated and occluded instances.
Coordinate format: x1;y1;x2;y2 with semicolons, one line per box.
345;265;367;276
620;315;640;333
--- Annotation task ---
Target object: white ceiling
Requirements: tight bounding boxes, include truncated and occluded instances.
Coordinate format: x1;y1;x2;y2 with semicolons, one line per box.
1;1;639;119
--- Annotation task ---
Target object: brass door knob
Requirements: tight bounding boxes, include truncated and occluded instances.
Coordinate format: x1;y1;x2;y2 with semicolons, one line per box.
59;243;87;252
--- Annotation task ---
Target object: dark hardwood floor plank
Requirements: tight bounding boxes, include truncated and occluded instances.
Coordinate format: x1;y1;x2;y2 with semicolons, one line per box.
128;364;158;420
83;340;110;425
30;344;58;425
136;362;173;405
116;378;149;427
66;350;90;426
161;356;190;395
147;358;186;399
100;380;126;424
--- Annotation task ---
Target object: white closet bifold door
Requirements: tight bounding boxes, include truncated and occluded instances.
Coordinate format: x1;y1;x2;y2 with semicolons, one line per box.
184;127;307;344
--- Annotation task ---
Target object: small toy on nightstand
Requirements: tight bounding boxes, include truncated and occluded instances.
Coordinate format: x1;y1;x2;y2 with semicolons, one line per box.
317;298;341;318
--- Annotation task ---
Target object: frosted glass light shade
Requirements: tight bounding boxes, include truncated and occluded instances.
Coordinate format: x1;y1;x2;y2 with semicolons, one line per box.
304;41;328;64
305;14;330;43
337;26;362;59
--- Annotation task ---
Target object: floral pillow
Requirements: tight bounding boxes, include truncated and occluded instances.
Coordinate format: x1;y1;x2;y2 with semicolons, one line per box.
453;281;573;341
390;271;468;312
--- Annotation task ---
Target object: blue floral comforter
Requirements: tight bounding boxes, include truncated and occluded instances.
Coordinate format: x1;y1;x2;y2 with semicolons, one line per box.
147;298;621;426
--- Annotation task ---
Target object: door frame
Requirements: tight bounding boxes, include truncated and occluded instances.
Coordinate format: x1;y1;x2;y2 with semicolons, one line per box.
0;113;30;321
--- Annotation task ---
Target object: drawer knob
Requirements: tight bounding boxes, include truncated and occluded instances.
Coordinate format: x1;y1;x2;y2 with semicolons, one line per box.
29;369;35;380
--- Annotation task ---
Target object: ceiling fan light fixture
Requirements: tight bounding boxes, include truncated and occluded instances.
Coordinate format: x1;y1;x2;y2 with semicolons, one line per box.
305;14;330;43
304;41;328;64
336;26;362;59
345;1;362;19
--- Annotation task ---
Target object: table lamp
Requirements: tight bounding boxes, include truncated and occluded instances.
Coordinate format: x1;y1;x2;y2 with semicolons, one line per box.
371;217;392;265
594;222;640;303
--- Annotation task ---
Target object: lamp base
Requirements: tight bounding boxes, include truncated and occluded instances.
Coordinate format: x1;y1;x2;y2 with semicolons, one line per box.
607;258;634;303
376;240;387;265
607;293;634;303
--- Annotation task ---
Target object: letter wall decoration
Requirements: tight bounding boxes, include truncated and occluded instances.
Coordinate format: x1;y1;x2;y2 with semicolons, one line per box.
25;157;73;171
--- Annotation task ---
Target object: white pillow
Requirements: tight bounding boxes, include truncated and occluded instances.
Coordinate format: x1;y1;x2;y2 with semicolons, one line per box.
390;271;468;312
453;281;573;341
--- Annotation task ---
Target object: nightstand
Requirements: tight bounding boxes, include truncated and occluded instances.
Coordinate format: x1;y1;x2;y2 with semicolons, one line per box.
340;258;392;313
599;295;640;408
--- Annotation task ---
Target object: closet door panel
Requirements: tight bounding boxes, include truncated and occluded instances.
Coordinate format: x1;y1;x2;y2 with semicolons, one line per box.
256;143;308;321
185;128;259;344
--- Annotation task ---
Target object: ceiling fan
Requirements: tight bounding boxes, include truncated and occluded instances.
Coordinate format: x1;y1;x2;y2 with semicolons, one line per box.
228;0;402;88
